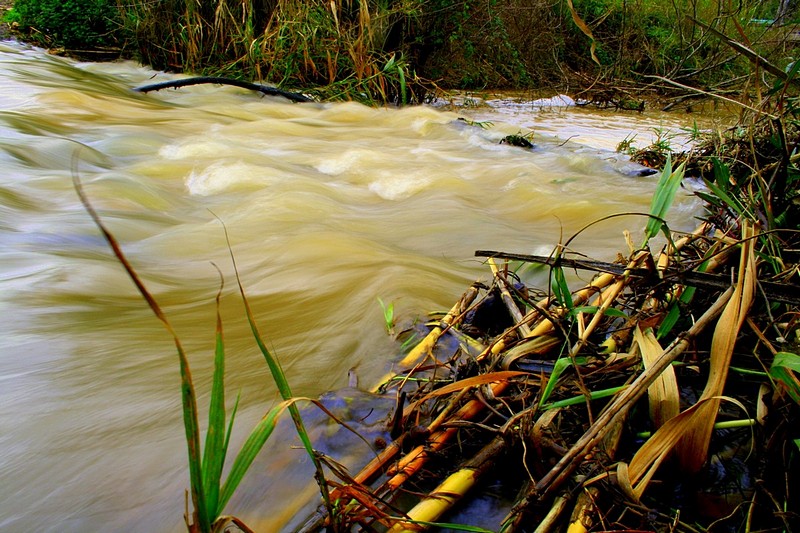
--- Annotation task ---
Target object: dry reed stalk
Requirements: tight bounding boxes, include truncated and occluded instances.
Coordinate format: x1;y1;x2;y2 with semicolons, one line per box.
502;287;734;530
477;272;617;364
374;284;481;391
304;377;517;531
386;436;508;532
488;257;532;337
383;380;514;485
568;250;650;358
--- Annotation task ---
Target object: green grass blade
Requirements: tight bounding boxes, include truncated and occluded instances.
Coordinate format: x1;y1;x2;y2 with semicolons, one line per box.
704;178;744;216
657;285;696;339
643;155;685;245
552;265;573;309
538;356;572;407
202;274;227;518
397;64;407;106
770;352;800;405
217;217;332;509
74;173;210;530
218;400;292;511
569;306;627;318
544;385;628;409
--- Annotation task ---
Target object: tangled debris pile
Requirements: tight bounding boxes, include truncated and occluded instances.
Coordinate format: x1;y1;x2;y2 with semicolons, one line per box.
293;151;800;532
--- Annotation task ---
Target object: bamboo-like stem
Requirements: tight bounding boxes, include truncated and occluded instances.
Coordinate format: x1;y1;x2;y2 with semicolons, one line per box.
376;284;480;389
568;250;650;359
387;436;508;532
383;381;512;486
501;287;734;531
477;272;616;363
488;257;532;337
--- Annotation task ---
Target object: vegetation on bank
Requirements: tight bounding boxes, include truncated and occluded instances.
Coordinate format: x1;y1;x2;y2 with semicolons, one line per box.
5;0;800;103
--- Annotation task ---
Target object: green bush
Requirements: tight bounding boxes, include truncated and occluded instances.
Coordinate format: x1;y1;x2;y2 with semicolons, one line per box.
12;0;121;48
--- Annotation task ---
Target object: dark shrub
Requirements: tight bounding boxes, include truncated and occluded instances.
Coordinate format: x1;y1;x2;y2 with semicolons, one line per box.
12;0;121;48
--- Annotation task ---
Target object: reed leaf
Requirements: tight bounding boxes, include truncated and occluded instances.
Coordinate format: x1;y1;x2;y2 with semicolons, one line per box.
544;385;627;410
675;221;756;473
413;371;529;406
621;395;749;501
219;219;332;510
769;351;800;405
202;275;228;517
643;155;685;246
568;306;627;318
634;327;679;428
657;285;696;339
539;356;587;407
73;173;211;531
217;399;294;512
551;263;574;309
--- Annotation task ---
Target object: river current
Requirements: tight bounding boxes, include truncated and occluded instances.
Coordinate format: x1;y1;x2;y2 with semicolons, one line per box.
0;40;716;532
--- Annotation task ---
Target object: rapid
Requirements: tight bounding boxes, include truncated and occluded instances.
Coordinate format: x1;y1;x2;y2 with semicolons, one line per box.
0;40;712;532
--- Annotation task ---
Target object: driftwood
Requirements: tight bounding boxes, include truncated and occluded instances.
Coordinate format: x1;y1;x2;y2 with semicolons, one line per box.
133;76;313;103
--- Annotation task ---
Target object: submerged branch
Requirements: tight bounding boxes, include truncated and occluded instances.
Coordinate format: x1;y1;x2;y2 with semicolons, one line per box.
134;76;313;103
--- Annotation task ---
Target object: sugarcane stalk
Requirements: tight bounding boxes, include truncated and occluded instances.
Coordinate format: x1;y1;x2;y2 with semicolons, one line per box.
387;436;508;532
384;381;512;485
379;284;481;388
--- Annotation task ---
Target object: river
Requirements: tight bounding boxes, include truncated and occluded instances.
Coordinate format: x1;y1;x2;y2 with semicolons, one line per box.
0;40;717;532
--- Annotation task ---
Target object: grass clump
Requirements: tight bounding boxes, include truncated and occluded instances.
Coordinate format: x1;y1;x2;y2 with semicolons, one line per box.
73;175;334;533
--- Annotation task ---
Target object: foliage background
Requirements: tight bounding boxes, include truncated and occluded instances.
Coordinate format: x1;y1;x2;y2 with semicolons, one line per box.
5;0;800;99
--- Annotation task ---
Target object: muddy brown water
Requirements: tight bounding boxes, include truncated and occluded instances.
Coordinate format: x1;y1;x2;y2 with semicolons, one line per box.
0;41;725;532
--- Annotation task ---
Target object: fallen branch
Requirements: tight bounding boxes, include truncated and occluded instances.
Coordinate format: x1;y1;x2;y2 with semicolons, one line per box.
133;76;313;103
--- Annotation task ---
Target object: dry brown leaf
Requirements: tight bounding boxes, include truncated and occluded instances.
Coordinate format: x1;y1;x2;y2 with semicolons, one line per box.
634;326;680;428
414;371;530;405
675;221;757;472
565;0;600;65
620;221;758;500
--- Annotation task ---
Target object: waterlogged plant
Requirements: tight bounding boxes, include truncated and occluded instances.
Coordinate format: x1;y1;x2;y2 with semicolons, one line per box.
378;297;395;335
74;175;331;532
616;133;638;154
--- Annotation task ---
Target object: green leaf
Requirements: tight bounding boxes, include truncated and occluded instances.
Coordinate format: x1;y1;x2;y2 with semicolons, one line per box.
569;305;627;318
706;179;745;215
383;53;396;72
657;285;696;339
539;356;572;407
551;265;573;309
398;67;407;107
694;190;723;209
218;401;290;511
395;520;494;532
643;156;685;246
544;385;627;409
221;219;331;508
202;285;227;517
770;352;800;405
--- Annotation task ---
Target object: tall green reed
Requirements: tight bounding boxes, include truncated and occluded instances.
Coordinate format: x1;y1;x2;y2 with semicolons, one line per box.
74;172;330;532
